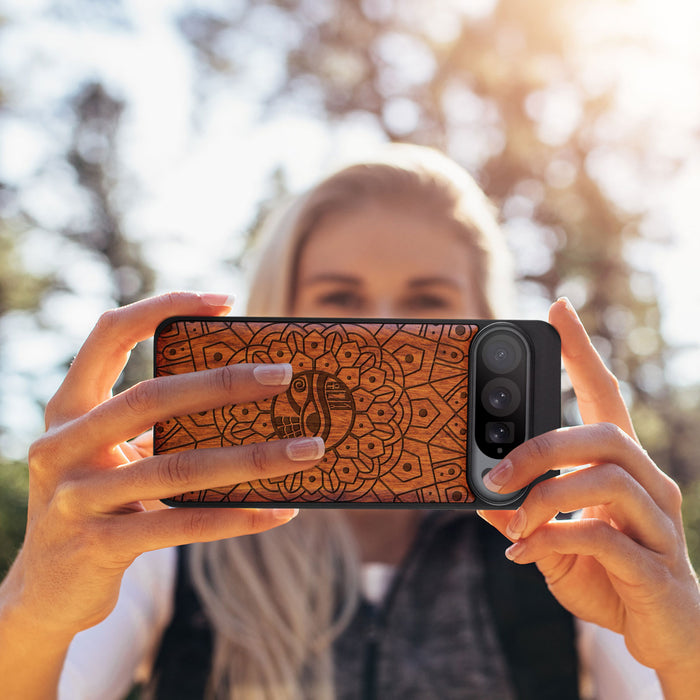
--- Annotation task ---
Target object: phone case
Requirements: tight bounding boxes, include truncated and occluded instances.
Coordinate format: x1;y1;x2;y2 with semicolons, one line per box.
153;317;560;508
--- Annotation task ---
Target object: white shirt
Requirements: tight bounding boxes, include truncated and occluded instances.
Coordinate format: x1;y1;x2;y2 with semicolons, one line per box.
59;548;663;700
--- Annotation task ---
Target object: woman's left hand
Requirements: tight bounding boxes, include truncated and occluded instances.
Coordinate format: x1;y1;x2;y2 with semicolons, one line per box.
478;298;700;696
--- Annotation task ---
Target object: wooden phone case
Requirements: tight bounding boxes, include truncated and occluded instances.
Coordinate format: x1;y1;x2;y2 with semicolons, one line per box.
153;317;558;507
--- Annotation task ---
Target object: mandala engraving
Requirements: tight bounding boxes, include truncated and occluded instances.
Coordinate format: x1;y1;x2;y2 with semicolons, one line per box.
154;319;477;504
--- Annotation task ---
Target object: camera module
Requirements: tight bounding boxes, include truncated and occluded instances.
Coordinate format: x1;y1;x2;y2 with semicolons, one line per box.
466;320;559;507
470;323;531;466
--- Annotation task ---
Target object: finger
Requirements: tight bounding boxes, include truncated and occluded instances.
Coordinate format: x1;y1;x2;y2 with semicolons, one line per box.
127;431;153;459
503;517;662;587
119;441;144;462
119;431;152;461
86;437;325;508
47;292;235;424
548;298;636;439
108;506;301;557
483;423;681;515
477;509;516;540
503;464;675;554
64;362;293;459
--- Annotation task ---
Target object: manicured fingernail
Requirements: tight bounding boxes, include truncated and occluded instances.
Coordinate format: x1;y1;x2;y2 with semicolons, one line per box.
286;437;325;461
505;541;527;561
557;296;578;319
483;460;512;493
273;508;299;521
254;363;293;386
506;509;527;540
199;293;236;309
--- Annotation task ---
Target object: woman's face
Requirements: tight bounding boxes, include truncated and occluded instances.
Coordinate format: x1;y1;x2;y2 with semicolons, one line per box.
292;202;485;319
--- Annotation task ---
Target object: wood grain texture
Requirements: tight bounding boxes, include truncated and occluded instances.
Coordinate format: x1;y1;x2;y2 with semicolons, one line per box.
154;319;478;505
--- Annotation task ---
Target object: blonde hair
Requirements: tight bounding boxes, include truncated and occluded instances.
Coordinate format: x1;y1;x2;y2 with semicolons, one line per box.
246;143;514;317
188;144;514;699
189;512;359;700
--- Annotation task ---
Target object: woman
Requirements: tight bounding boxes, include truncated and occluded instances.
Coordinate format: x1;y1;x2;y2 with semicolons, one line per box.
0;145;698;699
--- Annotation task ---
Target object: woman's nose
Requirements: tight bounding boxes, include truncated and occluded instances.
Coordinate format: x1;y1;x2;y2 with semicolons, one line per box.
365;300;397;318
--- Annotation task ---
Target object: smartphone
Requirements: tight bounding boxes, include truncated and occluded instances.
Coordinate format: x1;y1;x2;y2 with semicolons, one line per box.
153;317;560;509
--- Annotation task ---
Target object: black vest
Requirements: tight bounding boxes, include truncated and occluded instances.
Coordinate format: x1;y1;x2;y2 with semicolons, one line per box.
148;514;579;699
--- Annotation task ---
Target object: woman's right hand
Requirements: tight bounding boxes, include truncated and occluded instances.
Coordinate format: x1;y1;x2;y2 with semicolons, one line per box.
1;292;323;643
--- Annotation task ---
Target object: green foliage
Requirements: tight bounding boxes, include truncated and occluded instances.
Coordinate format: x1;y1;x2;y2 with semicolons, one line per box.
0;460;28;577
682;478;700;572
0;220;54;316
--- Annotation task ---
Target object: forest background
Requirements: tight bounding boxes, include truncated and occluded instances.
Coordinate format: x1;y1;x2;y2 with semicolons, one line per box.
1;0;700;575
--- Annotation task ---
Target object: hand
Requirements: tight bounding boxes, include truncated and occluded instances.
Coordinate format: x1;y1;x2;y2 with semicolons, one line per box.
478;298;700;692
3;292;324;641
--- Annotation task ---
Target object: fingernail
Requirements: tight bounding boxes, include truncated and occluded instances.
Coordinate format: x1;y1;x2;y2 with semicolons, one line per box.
557;296;578;319
273;508;299;521
254;363;293;386
286;437;325;461
505;541;527;561
199;293;236;309
506;509;527;540
483;460;512;493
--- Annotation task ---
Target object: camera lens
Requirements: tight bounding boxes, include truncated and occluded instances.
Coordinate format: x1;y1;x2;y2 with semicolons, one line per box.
486;421;514;444
482;334;523;374
489;387;510;411
481;378;521;417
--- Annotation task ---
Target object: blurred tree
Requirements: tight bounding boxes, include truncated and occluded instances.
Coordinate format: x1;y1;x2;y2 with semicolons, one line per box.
176;0;700;494
0;205;54;316
0;191;46;578
1;0;698;576
0;12;45;572
61;80;156;391
0;215;51;568
0;80;156;427
0;24;155;569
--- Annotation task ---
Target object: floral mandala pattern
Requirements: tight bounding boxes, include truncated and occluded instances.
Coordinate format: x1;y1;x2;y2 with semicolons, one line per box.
155;319;477;504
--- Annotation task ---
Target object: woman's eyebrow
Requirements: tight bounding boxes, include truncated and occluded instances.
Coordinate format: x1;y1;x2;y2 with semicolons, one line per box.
301;273;362;286
407;277;462;289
